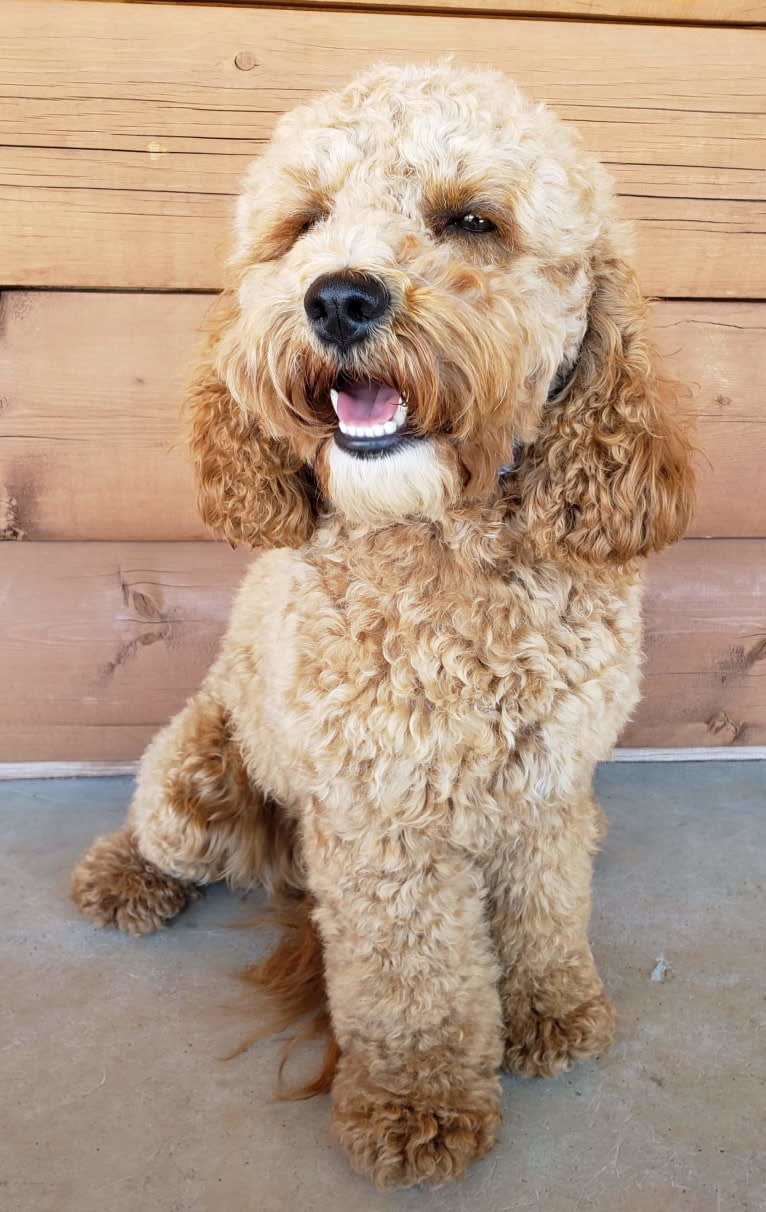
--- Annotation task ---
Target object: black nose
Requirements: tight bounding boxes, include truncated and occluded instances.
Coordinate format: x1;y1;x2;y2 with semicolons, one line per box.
304;272;390;349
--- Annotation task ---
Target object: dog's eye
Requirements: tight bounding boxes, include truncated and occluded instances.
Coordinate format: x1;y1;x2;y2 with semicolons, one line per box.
298;213;323;238
450;213;496;235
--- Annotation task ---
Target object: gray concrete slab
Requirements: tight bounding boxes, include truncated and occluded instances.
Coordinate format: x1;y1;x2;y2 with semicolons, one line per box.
1;763;764;1212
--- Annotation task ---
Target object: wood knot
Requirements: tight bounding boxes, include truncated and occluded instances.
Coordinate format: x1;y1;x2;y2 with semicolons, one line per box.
706;710;744;744
234;51;258;71
131;590;163;622
0;491;24;541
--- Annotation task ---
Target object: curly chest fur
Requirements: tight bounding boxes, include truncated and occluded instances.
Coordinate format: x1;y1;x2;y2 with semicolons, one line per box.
232;521;644;837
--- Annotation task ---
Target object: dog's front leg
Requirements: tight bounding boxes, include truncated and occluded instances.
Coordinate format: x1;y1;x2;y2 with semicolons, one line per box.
486;794;616;1078
307;833;504;1188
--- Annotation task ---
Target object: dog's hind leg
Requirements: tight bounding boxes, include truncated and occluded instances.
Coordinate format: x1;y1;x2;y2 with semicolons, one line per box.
72;690;297;936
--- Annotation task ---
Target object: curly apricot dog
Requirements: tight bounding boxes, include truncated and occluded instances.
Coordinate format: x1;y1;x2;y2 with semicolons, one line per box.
72;63;693;1188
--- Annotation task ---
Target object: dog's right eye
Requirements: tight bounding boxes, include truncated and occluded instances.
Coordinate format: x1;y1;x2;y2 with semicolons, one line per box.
441;212;498;236
255;208;328;262
452;213;497;234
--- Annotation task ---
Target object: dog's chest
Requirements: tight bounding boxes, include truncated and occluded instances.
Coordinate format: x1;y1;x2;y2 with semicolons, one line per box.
282;541;642;827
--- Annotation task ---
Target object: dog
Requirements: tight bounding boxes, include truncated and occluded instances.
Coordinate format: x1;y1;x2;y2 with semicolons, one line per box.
72;62;694;1188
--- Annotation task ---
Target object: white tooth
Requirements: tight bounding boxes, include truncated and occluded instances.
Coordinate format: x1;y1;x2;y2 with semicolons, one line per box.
383;420;396;435
338;421;351;434
330;387;339;412
371;424;385;437
394;403;407;429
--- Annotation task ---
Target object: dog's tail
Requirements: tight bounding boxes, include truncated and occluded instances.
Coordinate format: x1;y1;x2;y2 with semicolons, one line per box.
230;892;340;1100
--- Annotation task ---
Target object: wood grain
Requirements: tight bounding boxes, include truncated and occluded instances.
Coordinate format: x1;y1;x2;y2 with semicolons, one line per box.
621;540;766;748
1;2;763;294
2;292;764;542
0;291;206;542
100;1;766;24
0;542;251;761
652;301;766;540
1;539;763;760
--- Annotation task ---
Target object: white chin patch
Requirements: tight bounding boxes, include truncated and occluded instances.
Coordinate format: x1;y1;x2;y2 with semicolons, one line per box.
326;439;460;526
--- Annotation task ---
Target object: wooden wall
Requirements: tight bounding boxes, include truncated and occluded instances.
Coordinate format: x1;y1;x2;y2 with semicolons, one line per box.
1;0;765;761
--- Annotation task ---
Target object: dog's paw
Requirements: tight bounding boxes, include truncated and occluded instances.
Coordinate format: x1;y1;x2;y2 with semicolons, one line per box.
503;990;616;1078
72;830;198;937
332;1081;500;1188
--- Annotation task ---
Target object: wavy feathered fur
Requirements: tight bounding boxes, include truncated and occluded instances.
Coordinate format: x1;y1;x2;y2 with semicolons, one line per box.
512;250;694;563
186;291;317;550
232;894;338;1100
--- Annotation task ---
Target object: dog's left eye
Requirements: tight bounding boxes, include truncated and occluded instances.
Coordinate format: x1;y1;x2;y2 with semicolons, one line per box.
450;213;496;235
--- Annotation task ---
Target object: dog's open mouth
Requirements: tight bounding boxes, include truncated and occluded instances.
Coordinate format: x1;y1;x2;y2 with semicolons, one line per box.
330;379;410;457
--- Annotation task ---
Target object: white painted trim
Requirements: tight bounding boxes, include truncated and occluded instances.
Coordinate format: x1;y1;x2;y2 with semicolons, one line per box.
611;747;766;762
0;748;764;780
0;762;139;780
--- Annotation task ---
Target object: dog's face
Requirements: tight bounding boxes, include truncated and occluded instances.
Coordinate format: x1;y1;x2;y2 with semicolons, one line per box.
190;63;691;557
221;64;613;525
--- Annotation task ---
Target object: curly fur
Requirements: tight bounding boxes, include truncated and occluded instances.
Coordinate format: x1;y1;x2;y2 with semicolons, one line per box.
72;63;694;1188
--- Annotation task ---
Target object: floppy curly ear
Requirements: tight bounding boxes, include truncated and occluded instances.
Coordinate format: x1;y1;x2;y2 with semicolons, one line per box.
184;292;316;549
517;252;694;563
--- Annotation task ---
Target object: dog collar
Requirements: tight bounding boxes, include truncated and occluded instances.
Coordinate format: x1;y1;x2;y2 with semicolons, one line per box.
498;348;580;477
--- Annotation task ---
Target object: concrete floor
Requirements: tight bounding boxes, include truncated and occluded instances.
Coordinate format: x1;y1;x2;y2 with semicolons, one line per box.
1;764;764;1212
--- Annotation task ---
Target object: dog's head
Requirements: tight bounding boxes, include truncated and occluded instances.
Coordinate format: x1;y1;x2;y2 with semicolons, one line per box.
188;63;693;559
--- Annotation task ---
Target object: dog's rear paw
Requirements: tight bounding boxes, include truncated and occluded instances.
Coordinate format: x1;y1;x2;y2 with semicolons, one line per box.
72;830;197;937
503;991;616;1078
333;1079;500;1188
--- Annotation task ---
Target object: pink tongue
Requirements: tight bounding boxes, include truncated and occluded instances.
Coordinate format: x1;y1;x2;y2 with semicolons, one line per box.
336;381;400;425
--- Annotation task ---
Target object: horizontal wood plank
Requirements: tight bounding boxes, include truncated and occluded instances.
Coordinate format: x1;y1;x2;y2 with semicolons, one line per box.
0;542;252;761
651;301;766;540
2;292;763;541
0;291;206;542
110;1;766;24
0;539;763;760
1;2;764;294
256;0;765;19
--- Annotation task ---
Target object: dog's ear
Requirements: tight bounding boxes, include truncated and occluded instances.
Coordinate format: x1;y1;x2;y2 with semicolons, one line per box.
516;250;694;563
185;292;316;549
